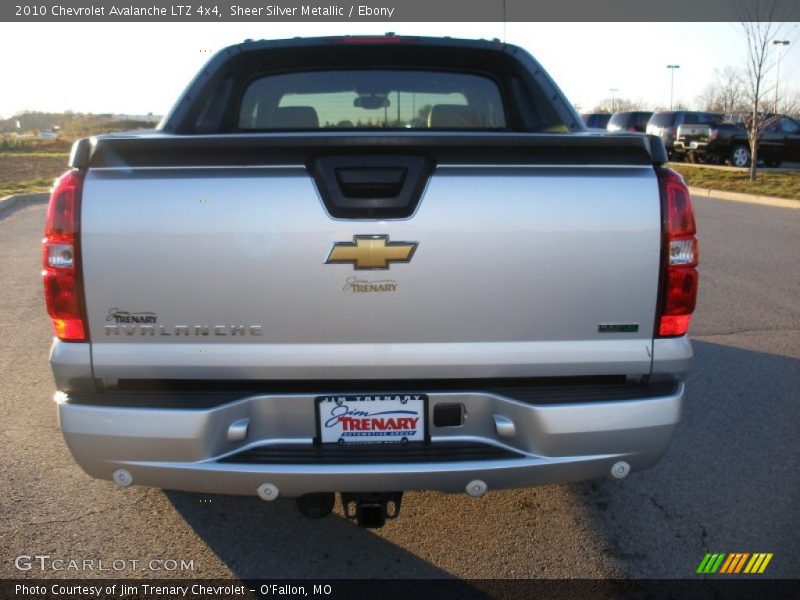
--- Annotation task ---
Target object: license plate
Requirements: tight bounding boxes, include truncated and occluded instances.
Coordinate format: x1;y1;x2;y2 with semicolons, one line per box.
690;141;698;149
315;394;428;445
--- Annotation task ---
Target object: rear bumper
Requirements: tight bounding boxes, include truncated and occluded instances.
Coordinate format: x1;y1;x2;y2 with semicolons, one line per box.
57;381;684;497
673;141;709;153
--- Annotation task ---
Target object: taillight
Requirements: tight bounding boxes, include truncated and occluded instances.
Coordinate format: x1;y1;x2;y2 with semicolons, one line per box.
656;168;699;337
42;170;87;341
709;128;718;142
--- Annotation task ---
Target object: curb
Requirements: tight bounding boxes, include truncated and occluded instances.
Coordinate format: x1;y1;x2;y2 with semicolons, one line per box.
0;192;50;219
688;186;799;210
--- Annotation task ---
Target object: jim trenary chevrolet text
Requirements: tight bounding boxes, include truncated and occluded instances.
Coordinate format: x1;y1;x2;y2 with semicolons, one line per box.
43;35;697;528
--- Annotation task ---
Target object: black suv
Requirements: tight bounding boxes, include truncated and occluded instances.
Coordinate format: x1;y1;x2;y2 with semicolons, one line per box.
646;111;722;157
678;115;800;167
607;111;653;133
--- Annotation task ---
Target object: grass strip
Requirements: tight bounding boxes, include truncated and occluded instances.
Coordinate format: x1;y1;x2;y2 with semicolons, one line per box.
670;164;800;201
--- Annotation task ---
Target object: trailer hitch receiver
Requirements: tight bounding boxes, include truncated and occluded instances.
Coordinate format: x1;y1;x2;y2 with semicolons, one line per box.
341;492;403;528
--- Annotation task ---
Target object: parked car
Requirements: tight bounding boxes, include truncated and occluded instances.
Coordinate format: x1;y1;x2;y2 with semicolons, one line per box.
675;114;800;167
45;36;695;529
607;111;653;133
581;113;612;129
647;111;722;158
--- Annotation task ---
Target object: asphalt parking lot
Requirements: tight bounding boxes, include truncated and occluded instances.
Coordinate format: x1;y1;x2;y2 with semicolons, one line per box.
1;196;798;580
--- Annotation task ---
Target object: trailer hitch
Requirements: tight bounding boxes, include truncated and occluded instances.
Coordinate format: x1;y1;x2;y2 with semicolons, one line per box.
340;492;403;528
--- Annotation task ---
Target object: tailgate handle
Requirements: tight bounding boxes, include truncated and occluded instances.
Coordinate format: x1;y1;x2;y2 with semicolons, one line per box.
311;155;432;219
335;167;407;198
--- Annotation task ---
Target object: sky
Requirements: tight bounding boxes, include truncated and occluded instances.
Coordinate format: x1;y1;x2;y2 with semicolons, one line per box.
0;21;798;118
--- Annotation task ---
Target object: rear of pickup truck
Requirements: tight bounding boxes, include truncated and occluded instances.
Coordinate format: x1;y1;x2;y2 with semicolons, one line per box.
44;36;697;526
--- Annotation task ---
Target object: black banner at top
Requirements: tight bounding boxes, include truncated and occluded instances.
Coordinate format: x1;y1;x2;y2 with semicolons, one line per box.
2;0;800;22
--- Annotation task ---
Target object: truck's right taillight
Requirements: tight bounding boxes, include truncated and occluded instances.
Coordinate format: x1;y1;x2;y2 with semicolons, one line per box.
656;168;699;337
42;170;87;342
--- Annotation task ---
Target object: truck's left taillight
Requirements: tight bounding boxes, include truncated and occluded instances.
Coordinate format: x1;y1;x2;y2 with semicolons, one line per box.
42;170;87;341
656;168;699;338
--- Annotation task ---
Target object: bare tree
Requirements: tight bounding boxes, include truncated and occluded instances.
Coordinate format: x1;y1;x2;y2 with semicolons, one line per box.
737;0;793;181
781;89;800;117
591;97;649;113
697;67;747;113
717;66;747;113
696;84;719;112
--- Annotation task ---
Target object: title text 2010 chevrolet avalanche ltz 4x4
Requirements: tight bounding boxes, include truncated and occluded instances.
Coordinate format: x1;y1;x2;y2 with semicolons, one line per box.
44;36;697;528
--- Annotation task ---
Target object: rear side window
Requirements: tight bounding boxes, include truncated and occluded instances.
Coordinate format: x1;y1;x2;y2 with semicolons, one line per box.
781;118;800;134
608;113;627;128
649;112;676;127
238;70;507;130
582;114;611;128
684;112;721;126
700;112;722;125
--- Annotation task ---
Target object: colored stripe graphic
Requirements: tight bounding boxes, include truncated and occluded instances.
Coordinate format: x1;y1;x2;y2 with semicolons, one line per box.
710;553;725;573
696;554;713;573
759;554;773;573
697;553;727;574
734;553;750;573
701;552;774;575
744;554;760;573
720;553;750;573
719;554;735;573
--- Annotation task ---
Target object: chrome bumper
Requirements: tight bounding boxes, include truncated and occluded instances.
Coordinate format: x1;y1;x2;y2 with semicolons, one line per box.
57;384;683;497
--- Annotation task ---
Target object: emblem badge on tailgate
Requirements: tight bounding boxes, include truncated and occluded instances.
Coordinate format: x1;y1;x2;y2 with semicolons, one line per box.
325;235;418;270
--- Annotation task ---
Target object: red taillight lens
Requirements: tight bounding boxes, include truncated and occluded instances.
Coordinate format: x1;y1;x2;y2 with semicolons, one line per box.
709;128;718;142
43;170;87;342
664;180;696;239
656;168;699;337
43;271;86;339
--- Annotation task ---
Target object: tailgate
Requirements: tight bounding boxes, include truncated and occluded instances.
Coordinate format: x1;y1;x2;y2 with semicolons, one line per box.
677;124;711;147
79;134;662;381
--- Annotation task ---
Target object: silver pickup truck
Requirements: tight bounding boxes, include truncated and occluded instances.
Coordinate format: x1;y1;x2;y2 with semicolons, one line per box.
44;36;697;528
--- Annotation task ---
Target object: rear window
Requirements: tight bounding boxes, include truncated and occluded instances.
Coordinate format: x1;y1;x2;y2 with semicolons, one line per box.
649;112;677;127
684;112;722;125
238;70;507;130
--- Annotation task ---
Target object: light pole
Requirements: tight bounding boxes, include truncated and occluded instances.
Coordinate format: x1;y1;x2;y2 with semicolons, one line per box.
667;65;680;110
773;40;790;114
609;88;618;113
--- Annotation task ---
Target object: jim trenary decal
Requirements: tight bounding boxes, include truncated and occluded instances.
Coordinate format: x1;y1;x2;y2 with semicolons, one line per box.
317;395;426;444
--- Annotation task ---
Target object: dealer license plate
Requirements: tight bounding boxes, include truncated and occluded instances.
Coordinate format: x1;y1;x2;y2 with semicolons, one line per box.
316;394;427;445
